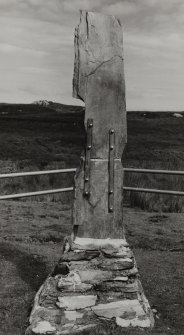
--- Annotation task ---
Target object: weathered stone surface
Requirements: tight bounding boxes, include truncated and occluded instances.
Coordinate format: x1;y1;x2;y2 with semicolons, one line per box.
114;276;128;281
29;307;62;328
72;11;126;238
68;261;92;271
61;250;100;261
57;323;97;334
116;316;153;328
120;267;139;277
72;238;128;251
79;270;113;283
64;311;83;321
73;11;126;158
38;277;58;308
73;161;125;238
106;292;138;301
29;284;45;324
99;257;134;271
101;247;133;258
56;295;97;310
26;253;154;333
57;271;92;292
32;321;56;334
95;281;138;293
92;299;146;319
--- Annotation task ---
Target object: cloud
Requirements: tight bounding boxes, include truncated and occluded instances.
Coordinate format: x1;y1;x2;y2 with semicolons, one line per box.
0;0;184;109
105;1;139;16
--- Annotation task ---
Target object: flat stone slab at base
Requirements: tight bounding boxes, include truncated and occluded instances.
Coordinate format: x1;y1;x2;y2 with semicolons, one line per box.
31;321;56;334
26;238;154;334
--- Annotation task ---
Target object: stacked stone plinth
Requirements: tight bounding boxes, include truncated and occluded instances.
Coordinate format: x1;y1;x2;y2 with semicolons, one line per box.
26;238;154;334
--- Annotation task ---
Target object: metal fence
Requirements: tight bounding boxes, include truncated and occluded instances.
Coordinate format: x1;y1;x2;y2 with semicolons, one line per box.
123;168;184;196
0;167;184;200
123;168;184;176
0;168;76;200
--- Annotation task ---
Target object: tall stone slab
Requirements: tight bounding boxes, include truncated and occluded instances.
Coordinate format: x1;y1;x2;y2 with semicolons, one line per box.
25;11;154;334
72;11;127;238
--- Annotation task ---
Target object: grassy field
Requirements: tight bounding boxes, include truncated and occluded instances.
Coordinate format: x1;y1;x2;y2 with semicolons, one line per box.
0;103;184;334
123;112;184;212
0;202;183;335
0;104;184;211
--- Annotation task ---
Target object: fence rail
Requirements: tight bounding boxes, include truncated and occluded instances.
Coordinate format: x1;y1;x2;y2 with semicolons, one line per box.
123;168;184;196
0;167;184;200
0;187;74;201
124;168;184;175
0;168;76;200
0;168;76;179
123;187;184;196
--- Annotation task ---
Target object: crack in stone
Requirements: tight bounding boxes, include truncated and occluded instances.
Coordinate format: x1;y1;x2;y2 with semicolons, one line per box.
86;12;89;38
87;55;124;77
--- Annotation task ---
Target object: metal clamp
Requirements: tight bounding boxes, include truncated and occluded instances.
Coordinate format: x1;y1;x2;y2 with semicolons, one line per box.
84;119;93;197
108;129;115;212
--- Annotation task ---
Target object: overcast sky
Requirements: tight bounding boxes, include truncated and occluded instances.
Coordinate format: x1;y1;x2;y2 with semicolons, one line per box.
0;0;184;110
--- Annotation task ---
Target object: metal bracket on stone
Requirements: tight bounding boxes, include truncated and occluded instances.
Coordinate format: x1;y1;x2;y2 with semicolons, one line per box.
84;119;93;197
108;129;115;212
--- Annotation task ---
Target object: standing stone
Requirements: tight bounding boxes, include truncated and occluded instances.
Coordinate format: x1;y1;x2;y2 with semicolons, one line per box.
25;11;154;335
73;11;127;239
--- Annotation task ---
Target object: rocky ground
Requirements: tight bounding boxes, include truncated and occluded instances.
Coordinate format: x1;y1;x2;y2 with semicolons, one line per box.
0;201;183;334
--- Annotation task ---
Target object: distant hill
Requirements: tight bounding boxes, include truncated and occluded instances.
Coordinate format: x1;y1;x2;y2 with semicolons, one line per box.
0;102;183;120
33;100;50;107
33;100;85;113
0;102;84;117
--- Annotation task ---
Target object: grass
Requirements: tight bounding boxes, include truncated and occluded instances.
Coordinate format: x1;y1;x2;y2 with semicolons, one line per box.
0;203;183;335
0;105;184;213
124;162;184;212
123;112;184;212
0;105;184;334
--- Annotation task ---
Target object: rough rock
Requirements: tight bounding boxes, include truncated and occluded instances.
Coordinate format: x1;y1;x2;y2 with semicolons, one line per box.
114;276;129;281
92;299;146;319
56;295;97;310
72;238;129;251
57;271;92;292
61;250;100;261
79;269;113;283
57;324;97;334
99;257;134;271
32;321;56;334
67;262;95;273
95;281;139;293
73;11;126;158
72;10;126;239
26;248;154;334
64;311;83;321
116;316;153;328
119;267;139;277
101;248;133;258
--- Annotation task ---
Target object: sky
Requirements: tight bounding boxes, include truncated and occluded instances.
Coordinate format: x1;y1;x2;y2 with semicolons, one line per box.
0;0;184;111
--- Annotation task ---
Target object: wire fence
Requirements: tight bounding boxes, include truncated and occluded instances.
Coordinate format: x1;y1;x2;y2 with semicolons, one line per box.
0;167;183;200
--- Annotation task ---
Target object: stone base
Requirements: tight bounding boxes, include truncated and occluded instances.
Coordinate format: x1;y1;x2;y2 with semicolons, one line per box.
26;238;154;334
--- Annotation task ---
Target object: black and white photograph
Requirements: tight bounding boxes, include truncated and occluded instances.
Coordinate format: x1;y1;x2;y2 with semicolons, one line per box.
0;1;183;334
